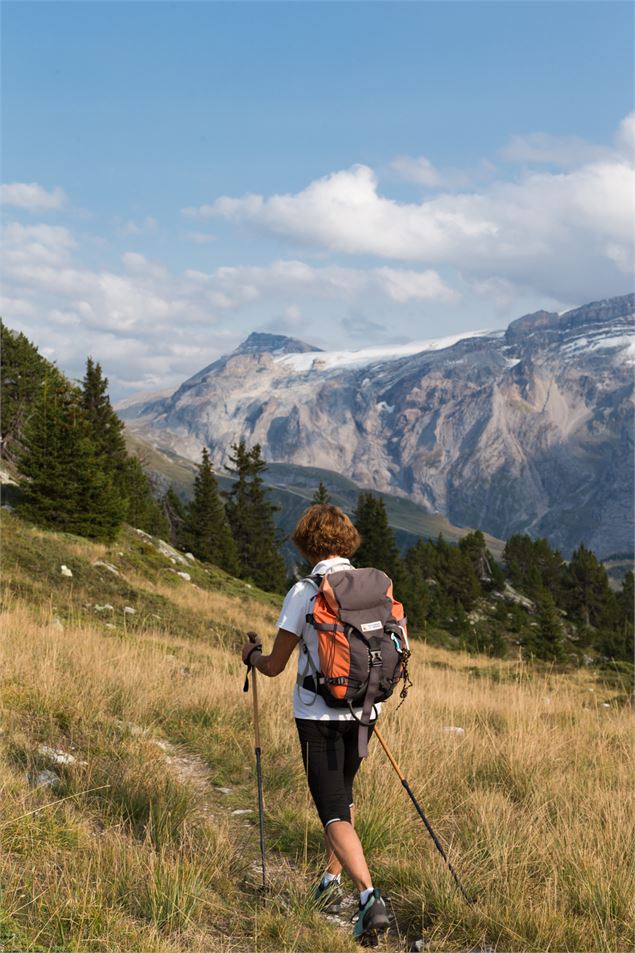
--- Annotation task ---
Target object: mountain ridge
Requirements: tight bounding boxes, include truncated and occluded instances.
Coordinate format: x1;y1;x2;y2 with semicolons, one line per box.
118;293;635;557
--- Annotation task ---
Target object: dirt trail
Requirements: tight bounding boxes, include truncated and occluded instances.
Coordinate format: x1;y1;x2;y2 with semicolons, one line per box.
155;735;410;951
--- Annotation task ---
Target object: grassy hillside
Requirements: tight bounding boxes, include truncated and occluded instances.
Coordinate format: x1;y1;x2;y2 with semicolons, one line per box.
1;510;633;952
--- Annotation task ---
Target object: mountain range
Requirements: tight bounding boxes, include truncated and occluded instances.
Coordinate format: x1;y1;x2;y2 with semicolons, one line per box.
118;293;635;559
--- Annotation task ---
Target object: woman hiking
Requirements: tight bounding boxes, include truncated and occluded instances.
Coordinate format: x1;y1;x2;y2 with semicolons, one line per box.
241;503;409;945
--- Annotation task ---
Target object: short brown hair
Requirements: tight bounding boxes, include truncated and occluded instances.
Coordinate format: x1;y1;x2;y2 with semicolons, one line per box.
291;504;361;563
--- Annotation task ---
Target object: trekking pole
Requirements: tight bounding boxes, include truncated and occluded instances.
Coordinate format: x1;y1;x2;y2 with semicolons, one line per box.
373;726;475;906
242;631;266;891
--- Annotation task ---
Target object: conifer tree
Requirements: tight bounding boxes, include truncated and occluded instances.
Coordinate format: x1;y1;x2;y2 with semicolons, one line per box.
1;320;65;463
533;591;566;661
459;530;504;590
312;481;330;504
353;492;402;584
162;485;187;546
80;357;167;534
18;376;126;540
223;440;286;591
182;448;239;573
120;456;170;538
565;544;613;630
81;357;127;468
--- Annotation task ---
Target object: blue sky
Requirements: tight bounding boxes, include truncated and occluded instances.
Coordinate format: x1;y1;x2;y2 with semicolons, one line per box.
2;1;633;398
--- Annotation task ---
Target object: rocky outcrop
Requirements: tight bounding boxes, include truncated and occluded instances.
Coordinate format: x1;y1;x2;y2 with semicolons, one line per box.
119;295;635;558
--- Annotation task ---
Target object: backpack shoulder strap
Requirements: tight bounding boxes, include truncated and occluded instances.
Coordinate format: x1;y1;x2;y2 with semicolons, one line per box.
302;573;324;591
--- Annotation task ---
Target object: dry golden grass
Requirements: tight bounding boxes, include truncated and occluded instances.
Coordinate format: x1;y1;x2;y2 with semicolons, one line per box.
1;543;633;952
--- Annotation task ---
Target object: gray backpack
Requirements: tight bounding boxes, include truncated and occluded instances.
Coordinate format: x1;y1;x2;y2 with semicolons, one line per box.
300;567;411;756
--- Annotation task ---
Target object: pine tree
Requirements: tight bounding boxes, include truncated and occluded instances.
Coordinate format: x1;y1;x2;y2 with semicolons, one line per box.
80;357;167;534
353;492;402;583
119;457;170;538
565;544;613;630
459;529;506;590
611;571;635;660
81;357;127;468
312;481;330;504
224;440;286;591
162;485;187;546
182;448;239;573
1;320;65;464
18;375;126;540
533;591;566;661
503;534;567;602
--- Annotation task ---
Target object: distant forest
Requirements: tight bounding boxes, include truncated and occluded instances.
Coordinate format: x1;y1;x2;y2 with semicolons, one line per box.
2;319;633;664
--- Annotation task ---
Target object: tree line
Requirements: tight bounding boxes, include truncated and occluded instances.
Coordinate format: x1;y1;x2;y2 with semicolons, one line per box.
2;320;632;663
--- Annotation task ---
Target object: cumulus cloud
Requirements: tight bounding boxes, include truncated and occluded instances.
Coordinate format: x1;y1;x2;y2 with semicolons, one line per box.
185;115;634;303
1;218;457;395
1;182;67;210
183;259;456;308
390;155;442;187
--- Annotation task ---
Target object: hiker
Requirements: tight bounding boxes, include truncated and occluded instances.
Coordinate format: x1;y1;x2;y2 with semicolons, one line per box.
241;503;409;943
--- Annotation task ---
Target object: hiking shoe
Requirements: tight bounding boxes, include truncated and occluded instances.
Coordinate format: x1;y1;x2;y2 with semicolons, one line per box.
353;888;390;945
312;875;344;913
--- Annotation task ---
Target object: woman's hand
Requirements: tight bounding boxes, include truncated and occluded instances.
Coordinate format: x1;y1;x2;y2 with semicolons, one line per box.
242;631;263;665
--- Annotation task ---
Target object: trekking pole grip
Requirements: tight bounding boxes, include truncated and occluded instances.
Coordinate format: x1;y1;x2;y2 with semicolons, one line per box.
242;631;262;692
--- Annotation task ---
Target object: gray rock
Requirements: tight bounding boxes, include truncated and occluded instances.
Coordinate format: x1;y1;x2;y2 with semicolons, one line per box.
176;571;191;581
30;769;60;788
37;745;87;766
231;808;253;815
133;528;154;543
156;538;188;565
60;564;73;577
93;561;119;576
184;552;195;561
123;606;136;615
215;786;232;795
94;603;114;612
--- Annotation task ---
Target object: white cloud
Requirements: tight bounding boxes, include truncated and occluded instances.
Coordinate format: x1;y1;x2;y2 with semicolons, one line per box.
186;115;634;303
390;155;441;187
183;259;455;309
1;218;458;395
500;132;608;168
1;182;67;210
616;112;635;159
375;267;458;303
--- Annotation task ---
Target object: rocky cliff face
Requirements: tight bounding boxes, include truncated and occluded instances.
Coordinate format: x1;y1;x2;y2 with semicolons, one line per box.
119;295;635;558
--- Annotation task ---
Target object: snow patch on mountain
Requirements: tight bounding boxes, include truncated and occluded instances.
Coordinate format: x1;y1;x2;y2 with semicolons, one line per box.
274;329;500;373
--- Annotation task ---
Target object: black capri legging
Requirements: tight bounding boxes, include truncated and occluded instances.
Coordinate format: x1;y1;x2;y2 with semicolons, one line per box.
296;718;375;828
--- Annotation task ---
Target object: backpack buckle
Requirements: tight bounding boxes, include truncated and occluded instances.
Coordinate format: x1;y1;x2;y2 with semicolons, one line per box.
370;650;383;666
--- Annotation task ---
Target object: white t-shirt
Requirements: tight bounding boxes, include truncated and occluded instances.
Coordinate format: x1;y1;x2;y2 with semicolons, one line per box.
276;556;381;722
